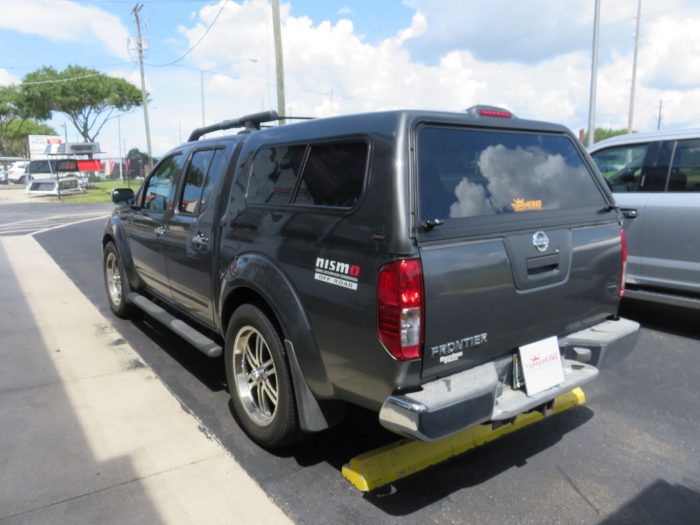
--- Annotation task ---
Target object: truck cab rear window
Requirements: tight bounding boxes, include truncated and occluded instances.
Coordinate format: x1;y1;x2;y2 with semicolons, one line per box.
417;126;604;220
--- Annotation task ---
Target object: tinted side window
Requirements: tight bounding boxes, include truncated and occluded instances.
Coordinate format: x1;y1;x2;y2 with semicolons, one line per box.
294;142;367;208
639;140;671;191
143;155;184;211
418;126;604;220
28;160;54;173
247;145;306;205
590;144;649;192
199;149;227;213
179;150;215;214
670;139;700;192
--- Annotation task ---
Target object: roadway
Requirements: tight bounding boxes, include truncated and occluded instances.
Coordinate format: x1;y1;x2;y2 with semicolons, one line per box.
3;202;698;524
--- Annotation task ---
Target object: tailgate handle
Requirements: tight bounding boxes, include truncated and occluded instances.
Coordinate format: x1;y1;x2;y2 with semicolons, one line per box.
527;254;559;276
620;208;638;219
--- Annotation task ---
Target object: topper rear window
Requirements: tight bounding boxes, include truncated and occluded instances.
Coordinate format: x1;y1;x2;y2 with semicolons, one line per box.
417;126;604;221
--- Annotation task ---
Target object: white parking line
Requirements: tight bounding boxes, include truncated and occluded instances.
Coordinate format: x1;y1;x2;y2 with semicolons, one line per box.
32;214;110;235
0;213;109;236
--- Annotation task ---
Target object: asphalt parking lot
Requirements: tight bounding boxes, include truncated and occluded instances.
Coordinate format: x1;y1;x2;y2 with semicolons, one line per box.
3;202;700;524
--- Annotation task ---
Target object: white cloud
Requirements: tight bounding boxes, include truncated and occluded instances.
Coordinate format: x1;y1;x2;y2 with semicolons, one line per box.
338;6;353;17
402;0;690;64
0;69;19;86
108;0;700;156
0;0;130;60
641;15;700;90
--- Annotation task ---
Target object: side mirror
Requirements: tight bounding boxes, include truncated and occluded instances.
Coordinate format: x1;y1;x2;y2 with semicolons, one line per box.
111;187;135;206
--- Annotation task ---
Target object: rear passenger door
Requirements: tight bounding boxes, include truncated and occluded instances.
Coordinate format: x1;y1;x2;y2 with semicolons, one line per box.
641;139;700;294
164;146;229;324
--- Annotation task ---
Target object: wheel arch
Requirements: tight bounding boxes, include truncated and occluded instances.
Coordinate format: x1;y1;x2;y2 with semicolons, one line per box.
102;216;141;292
219;253;338;432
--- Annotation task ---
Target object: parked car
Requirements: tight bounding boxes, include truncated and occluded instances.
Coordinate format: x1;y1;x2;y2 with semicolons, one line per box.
103;108;639;448
19;158;90;190
589;129;700;309
26;176;85;197
7;161;29;184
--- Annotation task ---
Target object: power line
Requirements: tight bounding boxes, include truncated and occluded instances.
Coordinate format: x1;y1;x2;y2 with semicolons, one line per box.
13;73;104;86
148;0;230;67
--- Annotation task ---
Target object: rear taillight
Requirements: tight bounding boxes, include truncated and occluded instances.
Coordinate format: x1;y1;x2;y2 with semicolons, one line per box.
377;259;424;360
619;228;627;297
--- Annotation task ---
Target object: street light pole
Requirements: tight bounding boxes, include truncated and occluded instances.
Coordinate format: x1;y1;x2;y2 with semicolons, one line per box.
199;59;256;128
118;114;123;181
587;0;601;147
627;0;642;133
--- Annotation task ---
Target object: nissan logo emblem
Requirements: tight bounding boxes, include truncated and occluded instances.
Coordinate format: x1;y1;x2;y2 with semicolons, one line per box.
532;231;549;252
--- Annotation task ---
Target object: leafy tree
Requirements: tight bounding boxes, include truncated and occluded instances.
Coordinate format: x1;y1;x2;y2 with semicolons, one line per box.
0;85;46;156
126;147;149;178
584;127;631;144
0;118;57;157
19;65;142;142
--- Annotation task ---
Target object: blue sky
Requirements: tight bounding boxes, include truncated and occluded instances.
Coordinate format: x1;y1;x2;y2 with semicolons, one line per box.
2;0;700;157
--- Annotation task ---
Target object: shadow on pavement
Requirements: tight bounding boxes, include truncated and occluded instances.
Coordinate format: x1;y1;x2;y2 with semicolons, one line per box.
133;315;227;393
620;300;700;340
361;406;594;516
598;479;700;524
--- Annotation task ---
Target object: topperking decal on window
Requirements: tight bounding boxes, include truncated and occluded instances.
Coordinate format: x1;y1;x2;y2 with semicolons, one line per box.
511;197;543;212
314;257;361;291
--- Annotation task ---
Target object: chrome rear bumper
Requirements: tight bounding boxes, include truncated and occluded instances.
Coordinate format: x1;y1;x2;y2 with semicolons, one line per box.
378;317;640;442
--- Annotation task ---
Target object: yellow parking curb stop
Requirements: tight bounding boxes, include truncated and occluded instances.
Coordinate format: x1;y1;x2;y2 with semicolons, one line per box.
342;387;586;492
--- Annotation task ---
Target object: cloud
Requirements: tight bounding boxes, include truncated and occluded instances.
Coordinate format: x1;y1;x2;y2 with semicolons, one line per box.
0;69;19;86
0;0;130;60
338;6;353;17
123;0;700;156
641;15;700;90
402;0;689;64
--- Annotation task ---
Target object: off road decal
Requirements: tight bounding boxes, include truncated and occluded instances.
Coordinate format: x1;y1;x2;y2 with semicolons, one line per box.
314;257;360;291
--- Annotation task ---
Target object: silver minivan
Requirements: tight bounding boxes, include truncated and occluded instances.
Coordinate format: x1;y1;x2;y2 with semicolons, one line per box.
589;129;700;309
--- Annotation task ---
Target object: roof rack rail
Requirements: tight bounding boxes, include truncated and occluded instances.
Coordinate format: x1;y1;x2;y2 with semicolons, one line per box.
188;110;279;141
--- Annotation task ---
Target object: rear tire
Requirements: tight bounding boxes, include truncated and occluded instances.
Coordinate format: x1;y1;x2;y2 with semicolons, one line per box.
103;242;132;318
225;304;300;448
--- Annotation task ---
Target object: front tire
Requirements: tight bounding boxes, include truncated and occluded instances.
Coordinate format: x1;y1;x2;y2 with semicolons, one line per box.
103;241;132;318
225;304;299;448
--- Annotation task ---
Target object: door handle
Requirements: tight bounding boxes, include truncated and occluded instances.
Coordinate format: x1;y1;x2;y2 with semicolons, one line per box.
154;225;166;236
192;232;209;248
620;208;638;219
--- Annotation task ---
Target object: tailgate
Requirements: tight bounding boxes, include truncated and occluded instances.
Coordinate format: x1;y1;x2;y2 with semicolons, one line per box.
414;123;620;379
419;223;621;378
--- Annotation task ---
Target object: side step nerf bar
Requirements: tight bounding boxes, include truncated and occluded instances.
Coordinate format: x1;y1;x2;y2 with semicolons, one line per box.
127;292;222;358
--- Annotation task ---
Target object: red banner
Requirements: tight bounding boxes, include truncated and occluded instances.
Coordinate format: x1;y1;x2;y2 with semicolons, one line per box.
77;160;103;171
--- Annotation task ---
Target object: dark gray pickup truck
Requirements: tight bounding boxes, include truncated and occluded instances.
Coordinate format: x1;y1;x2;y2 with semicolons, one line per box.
103;107;639;448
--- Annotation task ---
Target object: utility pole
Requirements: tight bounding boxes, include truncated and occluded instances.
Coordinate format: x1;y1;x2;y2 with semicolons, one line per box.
200;70;206;126
628;0;642;133
657;99;663;130
132;3;153;171
587;0;601;147
271;0;286;124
